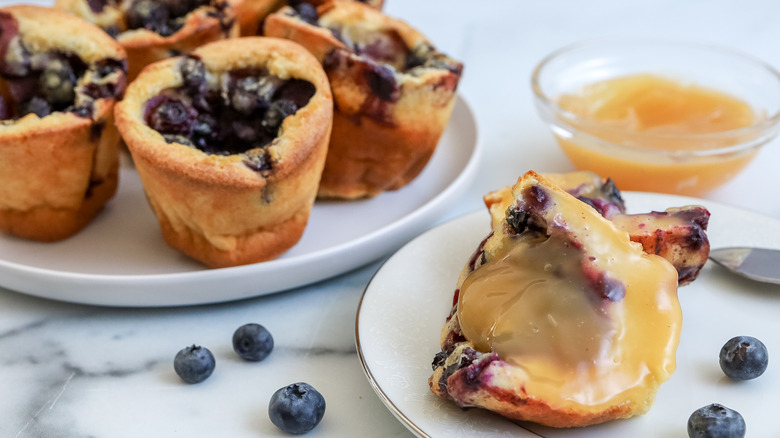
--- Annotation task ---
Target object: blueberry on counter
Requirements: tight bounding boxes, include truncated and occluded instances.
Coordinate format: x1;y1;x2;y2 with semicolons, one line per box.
268;382;326;434
232;323;274;362
173;345;215;383
688;403;746;438
719;336;769;381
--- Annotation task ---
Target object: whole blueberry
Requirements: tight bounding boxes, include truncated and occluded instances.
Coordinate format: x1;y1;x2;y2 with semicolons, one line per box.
232;323;274;362
268;382;326;434
0;96;12;120
180;55;208;96
365;63;398;102
40;58;76;105
85;0;108;14
126;0;169;32
688;403;745;438
719;336;768;381
191;113;218;148
293;2;318;24
147;97;197;136
19;96;51;118
173;345;215;384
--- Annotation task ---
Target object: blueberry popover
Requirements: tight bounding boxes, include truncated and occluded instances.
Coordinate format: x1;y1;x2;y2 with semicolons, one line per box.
0;5;127;242
484;171;712;285
114;37;332;268
430;171;684;428
234;0;285;36
236;0;384;38
265;1;463;199
55;0;240;80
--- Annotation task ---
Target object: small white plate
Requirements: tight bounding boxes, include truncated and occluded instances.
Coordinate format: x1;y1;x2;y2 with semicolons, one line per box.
0;96;480;307
357;192;780;437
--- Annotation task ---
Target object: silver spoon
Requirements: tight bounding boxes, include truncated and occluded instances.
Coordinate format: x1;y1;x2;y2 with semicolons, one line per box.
708;247;780;285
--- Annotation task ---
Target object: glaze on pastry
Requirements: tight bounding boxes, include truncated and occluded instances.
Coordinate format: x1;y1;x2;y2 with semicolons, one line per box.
484;171;711;285
0;5;127;241
55;0;239;80
265;1;462;198
115;37;332;267
429;171;683;428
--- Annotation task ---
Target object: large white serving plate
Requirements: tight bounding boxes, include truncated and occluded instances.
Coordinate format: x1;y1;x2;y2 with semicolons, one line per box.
357;192;780;437
0;97;480;307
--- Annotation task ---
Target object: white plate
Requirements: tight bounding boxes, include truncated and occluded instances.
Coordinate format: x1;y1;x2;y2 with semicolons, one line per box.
357;192;780;437
0;96;480;307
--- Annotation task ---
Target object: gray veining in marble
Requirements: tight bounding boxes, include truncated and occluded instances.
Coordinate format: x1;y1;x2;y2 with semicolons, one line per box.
1;262;413;438
1;0;780;437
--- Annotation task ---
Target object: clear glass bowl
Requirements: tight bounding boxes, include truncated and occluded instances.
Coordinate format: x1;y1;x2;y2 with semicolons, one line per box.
532;38;780;195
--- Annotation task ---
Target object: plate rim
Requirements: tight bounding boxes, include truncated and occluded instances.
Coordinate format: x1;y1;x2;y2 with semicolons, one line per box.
355;192;780;438
0;95;481;307
355;209;540;438
356;261;432;438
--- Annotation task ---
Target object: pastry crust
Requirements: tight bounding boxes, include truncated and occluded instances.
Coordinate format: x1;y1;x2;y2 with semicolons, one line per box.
265;1;462;198
235;0;285;36
429;345;648;429
238;0;385;37
4;5;125;63
429;171;682;428
0;5;126;241
308;0;384;7
115;37;333;267
55;0;241;80
484;171;711;285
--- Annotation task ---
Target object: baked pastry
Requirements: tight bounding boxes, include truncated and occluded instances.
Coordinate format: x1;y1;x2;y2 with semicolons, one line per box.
237;0;384;37
55;0;240;80
235;0;285;35
115;37;332;267
303;0;384;9
0;5;127;241
484;171;711;285
265;1;462;198
610;206;710;285
429;171;683;428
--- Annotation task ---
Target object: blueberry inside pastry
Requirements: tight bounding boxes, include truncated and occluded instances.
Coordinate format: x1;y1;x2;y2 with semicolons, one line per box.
115;37;332;268
56;0;239;80
484;171;712;285
265;1;463;199
430;171;683;428
0;5;127;241
234;0;384;38
143;54;316;171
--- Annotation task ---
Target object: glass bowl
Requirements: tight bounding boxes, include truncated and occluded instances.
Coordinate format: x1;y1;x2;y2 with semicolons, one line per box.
532;38;780;196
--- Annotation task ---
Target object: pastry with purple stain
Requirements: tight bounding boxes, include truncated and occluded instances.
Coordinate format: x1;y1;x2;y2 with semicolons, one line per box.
610;206;710;285
483;171;711;285
235;0;384;38
115;37;332;268
55;0;239;80
430;171;682;428
265;1;462;199
0;5;127;241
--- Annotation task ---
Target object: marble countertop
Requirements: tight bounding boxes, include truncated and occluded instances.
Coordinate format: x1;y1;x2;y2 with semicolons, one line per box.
2;0;780;437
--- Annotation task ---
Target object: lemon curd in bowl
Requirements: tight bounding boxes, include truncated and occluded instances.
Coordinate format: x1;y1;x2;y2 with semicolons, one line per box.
532;39;780;196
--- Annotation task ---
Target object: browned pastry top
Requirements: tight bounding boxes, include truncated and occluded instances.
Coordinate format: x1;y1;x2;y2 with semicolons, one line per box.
116;36;332;188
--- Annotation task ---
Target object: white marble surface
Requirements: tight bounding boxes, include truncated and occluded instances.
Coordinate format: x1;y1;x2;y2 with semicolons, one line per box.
2;0;780;437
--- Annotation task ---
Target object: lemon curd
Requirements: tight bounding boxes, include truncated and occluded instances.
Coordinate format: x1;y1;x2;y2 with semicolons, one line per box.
555;74;761;195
